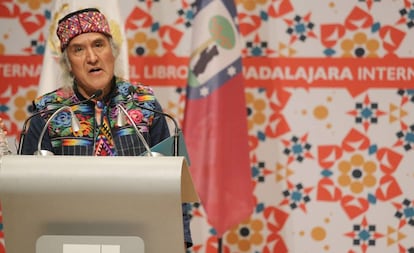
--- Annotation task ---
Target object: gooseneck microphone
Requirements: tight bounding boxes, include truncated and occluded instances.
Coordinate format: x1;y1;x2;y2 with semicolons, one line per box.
35;106;81;156
116;104;153;156
128;86;181;156
18;89;103;155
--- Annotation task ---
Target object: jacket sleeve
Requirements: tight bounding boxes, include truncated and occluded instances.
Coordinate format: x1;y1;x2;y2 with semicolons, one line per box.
148;99;171;146
21;115;53;155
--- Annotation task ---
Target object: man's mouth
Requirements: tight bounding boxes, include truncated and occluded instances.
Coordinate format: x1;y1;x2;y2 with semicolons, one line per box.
89;68;102;73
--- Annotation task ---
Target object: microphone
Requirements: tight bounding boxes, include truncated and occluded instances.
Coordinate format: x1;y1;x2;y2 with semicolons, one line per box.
18;89;103;155
35;106;81;156
115;103;154;156
128;86;181;156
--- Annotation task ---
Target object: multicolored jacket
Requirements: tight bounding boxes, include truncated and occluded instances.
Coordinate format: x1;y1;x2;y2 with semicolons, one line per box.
22;77;169;156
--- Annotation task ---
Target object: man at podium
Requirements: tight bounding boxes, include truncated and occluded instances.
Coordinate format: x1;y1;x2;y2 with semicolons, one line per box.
6;7;192;249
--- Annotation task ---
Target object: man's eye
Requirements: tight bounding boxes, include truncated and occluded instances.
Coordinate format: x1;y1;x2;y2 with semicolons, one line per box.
74;47;83;52
95;42;104;47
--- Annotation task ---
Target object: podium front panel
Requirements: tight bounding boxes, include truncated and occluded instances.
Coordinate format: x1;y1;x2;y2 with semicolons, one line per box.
36;235;144;253
0;155;192;253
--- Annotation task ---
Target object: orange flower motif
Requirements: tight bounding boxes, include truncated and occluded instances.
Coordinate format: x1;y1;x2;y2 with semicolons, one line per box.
337;153;377;194
246;91;267;131
235;0;268;11
18;0;52;10
225;218;264;252
128;32;159;56
13;89;38;122
340;32;380;58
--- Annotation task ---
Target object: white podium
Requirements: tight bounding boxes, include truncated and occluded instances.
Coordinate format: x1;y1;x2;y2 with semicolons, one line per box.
0;155;198;253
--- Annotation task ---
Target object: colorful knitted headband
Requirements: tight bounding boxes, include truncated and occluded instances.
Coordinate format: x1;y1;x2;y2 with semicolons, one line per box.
56;8;112;52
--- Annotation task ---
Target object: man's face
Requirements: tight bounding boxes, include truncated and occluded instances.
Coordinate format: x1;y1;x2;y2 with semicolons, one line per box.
66;32;115;98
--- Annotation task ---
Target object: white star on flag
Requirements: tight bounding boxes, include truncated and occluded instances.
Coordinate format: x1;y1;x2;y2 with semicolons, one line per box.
227;65;237;77
200;86;210;97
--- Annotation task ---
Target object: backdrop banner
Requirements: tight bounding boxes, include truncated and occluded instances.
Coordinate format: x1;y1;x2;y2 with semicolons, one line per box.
1;1;414;253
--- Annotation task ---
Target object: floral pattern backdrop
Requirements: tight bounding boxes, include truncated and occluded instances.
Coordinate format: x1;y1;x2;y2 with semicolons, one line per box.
1;0;414;253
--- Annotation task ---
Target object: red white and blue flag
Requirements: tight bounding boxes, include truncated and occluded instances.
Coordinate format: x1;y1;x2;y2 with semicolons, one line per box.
183;0;254;237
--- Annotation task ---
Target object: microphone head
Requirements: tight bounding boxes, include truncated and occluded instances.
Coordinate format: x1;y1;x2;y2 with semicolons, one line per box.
128;86;136;95
93;89;103;99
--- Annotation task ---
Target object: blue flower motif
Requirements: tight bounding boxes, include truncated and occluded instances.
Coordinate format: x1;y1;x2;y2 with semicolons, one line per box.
52;111;72;128
139;102;156;118
37;95;54;109
118;82;130;96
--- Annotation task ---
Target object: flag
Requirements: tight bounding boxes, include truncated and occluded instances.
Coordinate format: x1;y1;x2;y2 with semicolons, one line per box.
183;0;254;237
37;0;129;96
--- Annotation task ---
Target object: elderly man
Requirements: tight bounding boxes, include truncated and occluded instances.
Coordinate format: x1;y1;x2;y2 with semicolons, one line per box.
17;8;192;248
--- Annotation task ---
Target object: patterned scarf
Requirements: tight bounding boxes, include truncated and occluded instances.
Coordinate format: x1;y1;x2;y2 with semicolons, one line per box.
94;101;116;156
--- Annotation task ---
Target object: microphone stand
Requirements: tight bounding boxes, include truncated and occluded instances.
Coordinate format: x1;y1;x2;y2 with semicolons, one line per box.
135;104;181;157
18;110;47;155
116;104;153;157
18;90;103;155
128;86;180;157
35;106;81;156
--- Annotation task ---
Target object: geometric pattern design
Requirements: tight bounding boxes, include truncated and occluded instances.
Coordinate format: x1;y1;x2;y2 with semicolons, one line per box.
1;1;414;253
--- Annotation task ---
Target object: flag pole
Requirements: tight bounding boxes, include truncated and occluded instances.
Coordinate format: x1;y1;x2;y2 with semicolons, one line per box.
218;237;223;253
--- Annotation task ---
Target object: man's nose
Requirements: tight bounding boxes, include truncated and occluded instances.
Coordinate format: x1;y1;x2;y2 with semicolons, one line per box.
86;47;98;63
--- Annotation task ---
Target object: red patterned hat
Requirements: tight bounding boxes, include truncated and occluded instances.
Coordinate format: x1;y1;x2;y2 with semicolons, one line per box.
56;8;112;52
